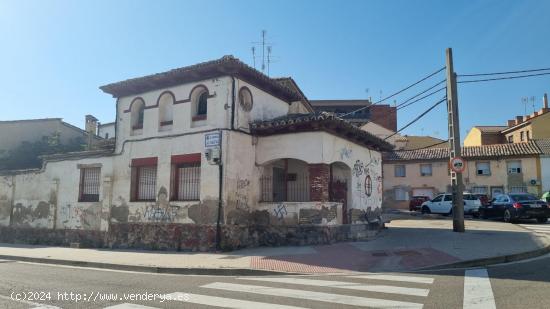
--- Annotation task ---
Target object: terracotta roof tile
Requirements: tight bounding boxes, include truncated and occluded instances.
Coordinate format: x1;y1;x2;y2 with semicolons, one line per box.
535;139;550;155
384;141;542;161
250;112;394;152
100;56;302;102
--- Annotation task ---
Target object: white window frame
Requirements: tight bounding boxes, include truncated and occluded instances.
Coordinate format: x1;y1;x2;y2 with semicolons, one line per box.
394;165;406;177
507;160;522;174
420;164;432;177
476;162;491;176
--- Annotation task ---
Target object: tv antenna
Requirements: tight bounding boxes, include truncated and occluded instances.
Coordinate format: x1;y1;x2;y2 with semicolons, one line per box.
251;30;276;75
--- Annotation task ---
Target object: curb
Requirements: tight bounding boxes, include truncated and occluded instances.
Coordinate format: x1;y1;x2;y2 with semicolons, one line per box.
0;254;298;276
418;243;550;271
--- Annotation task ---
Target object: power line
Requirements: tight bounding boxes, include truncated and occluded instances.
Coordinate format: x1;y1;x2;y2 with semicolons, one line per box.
396;86;446;111
384;97;447;141
458;67;550;77
395;79;446;109
458;71;550;84
340;66;446;118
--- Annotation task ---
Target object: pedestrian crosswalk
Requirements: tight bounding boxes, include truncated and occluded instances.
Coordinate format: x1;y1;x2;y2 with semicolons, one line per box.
104;272;435;309
5;269;505;309
520;222;550;236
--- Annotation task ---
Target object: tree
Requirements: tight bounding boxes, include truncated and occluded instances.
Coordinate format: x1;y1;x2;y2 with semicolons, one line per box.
0;132;85;170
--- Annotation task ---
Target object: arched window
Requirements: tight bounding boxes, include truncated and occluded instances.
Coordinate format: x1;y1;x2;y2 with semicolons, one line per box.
197;92;208;116
158;92;174;129
130;98;145;132
191;86;209;121
239;87;253;112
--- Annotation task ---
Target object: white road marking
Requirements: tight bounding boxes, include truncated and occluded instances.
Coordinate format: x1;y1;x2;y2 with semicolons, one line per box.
348;274;434;284
164;292;308;309
463;268;496;309
103;304;159;309
239;276;429;297
0;294;60;309
202;282;424;309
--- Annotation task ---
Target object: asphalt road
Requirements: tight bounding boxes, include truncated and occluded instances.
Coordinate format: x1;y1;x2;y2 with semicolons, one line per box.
0;253;549;309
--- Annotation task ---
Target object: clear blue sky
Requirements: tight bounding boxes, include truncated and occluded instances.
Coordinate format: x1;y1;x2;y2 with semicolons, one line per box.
1;0;549;140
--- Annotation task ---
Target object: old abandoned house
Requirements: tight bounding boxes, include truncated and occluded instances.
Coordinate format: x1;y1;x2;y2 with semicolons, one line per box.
0;56;392;251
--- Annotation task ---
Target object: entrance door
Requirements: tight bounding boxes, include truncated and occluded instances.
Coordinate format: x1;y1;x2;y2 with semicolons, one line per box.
272;167;286;202
331;180;348;223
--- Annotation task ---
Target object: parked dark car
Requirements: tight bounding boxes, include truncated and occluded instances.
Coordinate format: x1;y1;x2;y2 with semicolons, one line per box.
473;194;489;206
479;193;550;223
409;196;430;211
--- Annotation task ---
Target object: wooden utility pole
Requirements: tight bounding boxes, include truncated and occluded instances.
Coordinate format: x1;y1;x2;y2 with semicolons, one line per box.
445;48;465;232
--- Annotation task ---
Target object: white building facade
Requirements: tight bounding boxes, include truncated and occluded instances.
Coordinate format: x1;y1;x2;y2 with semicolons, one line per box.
0;56;392;250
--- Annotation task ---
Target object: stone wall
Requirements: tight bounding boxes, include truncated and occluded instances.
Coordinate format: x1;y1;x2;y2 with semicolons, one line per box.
0;222;382;252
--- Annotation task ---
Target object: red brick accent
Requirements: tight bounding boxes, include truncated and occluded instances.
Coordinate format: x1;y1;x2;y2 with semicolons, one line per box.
369;105;397;131
309;164;330;202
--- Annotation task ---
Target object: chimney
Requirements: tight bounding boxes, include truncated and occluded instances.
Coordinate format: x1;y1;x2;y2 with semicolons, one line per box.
85;115;98;150
515;116;523;125
544;93;549;111
85;115;98;135
507;120;515;127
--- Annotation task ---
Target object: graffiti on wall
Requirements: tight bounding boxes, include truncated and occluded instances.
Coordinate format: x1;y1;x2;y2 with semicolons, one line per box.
273;203;288;221
353;160;364;177
235;178;250;211
339;147;352;160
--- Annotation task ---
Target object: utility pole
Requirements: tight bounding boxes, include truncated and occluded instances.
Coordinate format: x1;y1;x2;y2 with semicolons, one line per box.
445;48;465;233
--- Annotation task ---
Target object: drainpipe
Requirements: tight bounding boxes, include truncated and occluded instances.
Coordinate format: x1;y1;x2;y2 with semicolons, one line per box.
215;130;224;251
230;76;236;130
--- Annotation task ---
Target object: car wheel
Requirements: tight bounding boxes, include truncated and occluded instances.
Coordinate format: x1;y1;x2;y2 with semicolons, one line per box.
421;206;431;214
504;209;516;223
537;217;548;224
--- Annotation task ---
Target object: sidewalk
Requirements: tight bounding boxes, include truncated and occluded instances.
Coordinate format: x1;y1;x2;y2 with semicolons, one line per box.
1;218;548;275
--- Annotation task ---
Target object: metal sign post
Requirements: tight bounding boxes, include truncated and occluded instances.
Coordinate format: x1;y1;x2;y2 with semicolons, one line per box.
446;48;465;233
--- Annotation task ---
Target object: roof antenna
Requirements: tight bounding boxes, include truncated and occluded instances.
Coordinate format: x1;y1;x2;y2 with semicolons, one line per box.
251;46;256;69
267;46;272;76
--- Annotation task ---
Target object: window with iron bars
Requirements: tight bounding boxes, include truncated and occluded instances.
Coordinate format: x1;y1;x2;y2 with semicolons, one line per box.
260;173;310;202
79;167;100;202
131;165;157;201
172;163;201;201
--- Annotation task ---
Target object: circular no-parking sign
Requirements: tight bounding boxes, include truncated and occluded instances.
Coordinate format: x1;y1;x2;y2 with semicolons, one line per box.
449;156;466;173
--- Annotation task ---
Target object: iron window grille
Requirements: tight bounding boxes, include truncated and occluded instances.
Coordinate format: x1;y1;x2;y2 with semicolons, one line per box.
79;167;101;202
132;165;157;201
173;163;201;201
260;174;310;202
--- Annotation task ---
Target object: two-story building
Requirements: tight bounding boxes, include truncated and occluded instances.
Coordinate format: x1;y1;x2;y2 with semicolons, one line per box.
0;56;392;250
382;142;543;209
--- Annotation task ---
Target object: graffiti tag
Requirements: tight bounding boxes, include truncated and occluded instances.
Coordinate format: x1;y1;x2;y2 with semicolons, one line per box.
274;203;288;221
339;147;352;160
353;160;364;177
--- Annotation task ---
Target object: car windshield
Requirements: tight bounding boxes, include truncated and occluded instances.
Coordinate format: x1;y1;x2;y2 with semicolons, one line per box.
510;194;538;201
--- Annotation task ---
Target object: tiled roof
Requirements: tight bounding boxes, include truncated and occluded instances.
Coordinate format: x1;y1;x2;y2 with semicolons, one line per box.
250;112;394;152
100;55;302;102
309;100;372;107
398;135;447;150
384;141;542;161
475;126;507;133
535;139;550;155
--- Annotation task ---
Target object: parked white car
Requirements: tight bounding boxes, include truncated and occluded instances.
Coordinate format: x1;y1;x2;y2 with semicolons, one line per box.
420;193;481;216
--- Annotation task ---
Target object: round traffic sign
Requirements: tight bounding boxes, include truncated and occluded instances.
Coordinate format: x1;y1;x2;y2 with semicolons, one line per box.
449;156;466;173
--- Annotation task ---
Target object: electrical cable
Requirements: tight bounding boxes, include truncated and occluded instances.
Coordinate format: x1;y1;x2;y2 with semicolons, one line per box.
395;79;446;109
397;86;446;111
458;71;550;84
458;67;550;77
384;97;447;141
339;67;446;118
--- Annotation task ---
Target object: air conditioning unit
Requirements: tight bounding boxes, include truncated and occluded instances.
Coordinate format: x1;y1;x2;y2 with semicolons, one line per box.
530;179;540;186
